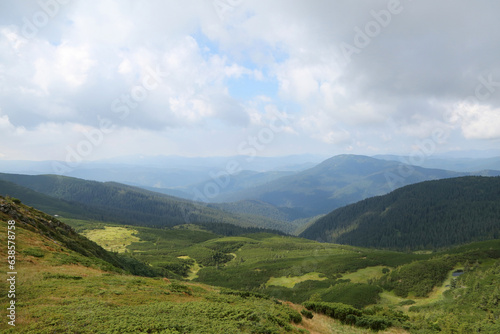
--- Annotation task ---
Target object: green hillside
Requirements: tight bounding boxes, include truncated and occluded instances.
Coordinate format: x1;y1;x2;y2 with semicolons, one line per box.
2;196;500;332
0;173;290;233
0;196;314;333
300;176;500;250
0;179;95;219
76;217;500;333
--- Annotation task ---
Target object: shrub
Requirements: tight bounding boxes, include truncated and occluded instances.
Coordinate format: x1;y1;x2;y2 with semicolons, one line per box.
300;309;313;319
285;309;302;324
399;299;416;306
303;302;362;321
11;197;22;204
42;273;83;280
22;247;45;258
167;283;192;295
356;315;392;331
345;314;358;325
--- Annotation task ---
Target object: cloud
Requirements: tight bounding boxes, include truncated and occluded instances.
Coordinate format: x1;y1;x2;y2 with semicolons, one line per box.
452;102;500;140
1;0;500;160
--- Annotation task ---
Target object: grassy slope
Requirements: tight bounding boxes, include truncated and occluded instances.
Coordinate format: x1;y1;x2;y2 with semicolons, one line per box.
0;199;299;333
1;197;407;334
78;218;500;333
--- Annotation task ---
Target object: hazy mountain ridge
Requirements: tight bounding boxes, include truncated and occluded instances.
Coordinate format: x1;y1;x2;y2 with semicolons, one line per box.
374;153;500;172
212;155;492;220
0;173;290;233
2;154;500;233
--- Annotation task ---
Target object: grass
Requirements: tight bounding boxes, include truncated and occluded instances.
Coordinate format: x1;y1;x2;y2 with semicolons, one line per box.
267;272;328;288
0;217;409;334
31;217;500;333
82;226;142;253
67;220;430;305
340;266;388;283
0;218;305;333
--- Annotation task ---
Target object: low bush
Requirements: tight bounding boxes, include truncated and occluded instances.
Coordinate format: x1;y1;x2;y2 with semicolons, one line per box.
300;309;313;319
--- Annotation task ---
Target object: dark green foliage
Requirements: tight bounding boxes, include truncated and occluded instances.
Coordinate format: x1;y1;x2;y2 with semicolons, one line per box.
160;258;194;277
383;258;453;298
303;302;362;321
167;282;193;295
220;288;270;300
355;315;391;331
206;241;246;253
300;309;313;319
303;302;398;331
0;173;289;234
300;176;500;250
22;247;45;257
320;282;382;308
398;299;416;306
197;250;233;267
407;260;500;333
42;273;83;280
195;222;286;237
11;197;21;204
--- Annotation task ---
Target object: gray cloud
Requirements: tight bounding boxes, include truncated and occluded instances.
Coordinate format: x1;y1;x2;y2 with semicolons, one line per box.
0;0;499;161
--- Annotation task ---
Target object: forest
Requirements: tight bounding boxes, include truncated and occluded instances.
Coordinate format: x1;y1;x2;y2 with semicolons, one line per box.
300;176;500;250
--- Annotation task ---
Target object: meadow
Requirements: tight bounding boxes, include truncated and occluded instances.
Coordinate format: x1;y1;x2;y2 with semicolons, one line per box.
71;218;500;333
0;212;414;334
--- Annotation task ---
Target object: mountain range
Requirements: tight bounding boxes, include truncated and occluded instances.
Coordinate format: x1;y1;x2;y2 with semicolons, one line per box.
208;155;500;220
1;154;500;237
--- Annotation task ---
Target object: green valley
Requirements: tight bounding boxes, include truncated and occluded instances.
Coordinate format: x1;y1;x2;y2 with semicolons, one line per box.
69;215;500;333
1;171;499;333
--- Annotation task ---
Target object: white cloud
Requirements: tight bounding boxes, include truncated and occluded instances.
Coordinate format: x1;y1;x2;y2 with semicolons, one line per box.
453;102;500;139
1;0;500;160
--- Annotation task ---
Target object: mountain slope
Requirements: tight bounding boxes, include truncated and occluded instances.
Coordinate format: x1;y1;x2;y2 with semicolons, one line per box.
0;196;157;276
214;155;473;220
0;179;97;219
299;176;500;250
0;173;289;232
0;197;311;333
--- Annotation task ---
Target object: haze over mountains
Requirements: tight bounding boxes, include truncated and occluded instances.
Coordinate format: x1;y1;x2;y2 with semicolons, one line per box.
1;154;499;238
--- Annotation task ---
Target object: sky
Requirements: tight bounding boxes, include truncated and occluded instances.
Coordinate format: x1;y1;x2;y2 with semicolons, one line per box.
1;0;500;164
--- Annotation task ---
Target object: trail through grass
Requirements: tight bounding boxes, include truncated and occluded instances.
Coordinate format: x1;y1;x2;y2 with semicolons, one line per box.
177;255;201;280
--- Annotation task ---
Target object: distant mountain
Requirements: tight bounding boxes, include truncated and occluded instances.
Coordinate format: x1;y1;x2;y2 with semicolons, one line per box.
0;154;324;186
0;173;289;233
182;170;296;201
300;176;500;250
214;154;487;220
